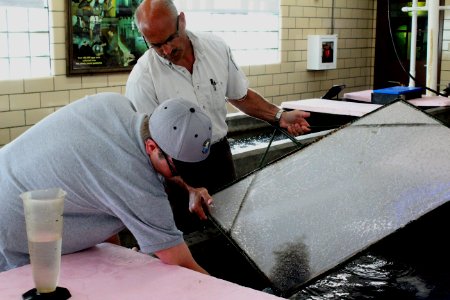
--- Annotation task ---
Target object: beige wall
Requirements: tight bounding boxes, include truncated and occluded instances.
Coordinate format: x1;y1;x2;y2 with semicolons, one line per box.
0;0;377;147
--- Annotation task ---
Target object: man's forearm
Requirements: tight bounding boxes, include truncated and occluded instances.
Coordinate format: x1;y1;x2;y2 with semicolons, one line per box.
229;88;279;122
167;175;190;190
155;242;209;275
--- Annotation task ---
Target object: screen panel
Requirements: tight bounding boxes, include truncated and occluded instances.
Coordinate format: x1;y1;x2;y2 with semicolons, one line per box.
210;101;450;296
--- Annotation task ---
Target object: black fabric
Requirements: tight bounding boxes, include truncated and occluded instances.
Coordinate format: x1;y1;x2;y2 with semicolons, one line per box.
167;138;236;233
173;137;236;193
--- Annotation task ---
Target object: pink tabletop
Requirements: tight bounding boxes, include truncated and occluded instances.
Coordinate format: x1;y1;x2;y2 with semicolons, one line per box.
282;93;450;117
343;90;372;102
344;90;450;106
281;98;381;117
0;243;284;300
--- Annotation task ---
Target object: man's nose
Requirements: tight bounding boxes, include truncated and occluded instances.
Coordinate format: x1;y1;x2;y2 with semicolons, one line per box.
161;43;174;56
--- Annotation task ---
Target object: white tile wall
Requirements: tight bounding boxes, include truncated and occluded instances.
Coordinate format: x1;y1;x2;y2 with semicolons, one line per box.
0;0;387;146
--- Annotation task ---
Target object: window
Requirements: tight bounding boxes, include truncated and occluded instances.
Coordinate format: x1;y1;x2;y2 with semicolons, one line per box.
174;0;279;66
0;1;50;79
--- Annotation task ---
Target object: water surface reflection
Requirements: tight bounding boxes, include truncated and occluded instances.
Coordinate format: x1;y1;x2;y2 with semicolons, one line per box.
290;202;450;299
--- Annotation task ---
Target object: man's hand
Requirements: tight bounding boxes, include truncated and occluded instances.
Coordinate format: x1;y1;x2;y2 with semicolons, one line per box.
187;186;213;220
167;176;213;220
279;110;311;136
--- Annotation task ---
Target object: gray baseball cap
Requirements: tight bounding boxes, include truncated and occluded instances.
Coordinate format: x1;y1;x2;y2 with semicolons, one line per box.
149;98;212;162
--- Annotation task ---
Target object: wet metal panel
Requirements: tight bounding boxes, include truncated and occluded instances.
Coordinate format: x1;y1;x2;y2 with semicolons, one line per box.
210;101;450;296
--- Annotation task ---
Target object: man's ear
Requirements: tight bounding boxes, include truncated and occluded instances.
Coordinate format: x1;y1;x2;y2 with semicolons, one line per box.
144;138;158;155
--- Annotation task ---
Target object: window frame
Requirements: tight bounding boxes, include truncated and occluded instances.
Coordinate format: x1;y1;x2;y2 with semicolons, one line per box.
174;0;280;66
0;3;51;80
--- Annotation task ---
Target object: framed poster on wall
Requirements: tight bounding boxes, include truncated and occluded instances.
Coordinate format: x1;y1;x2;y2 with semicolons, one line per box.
66;0;147;76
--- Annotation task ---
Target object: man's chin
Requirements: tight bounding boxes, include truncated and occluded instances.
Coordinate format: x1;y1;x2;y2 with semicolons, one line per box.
166;50;181;63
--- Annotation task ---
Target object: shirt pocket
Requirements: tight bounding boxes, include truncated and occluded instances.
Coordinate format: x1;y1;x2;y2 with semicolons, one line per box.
192;80;222;110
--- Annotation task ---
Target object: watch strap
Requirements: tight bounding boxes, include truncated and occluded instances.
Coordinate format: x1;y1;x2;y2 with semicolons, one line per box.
274;108;284;124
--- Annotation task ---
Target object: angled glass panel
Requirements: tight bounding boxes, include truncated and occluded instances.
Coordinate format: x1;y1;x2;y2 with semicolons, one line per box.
210;101;450;296
212;173;256;231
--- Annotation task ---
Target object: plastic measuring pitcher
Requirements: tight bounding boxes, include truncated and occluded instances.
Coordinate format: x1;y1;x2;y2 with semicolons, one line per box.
21;188;66;294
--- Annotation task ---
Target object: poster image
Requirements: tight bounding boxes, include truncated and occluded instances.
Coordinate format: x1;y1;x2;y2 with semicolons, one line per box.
321;41;334;63
67;0;147;75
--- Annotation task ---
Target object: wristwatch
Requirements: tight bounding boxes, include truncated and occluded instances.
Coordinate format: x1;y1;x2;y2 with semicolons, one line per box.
274;108;284;125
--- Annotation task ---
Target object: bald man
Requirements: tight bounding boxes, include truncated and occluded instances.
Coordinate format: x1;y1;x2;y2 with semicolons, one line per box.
126;0;311;224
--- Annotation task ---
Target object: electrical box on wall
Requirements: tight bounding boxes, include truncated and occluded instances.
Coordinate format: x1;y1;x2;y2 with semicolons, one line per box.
307;35;338;70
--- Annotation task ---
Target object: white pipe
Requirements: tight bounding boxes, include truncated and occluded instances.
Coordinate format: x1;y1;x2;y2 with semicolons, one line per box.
403;2;450;95
426;0;439;95
408;0;418;87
